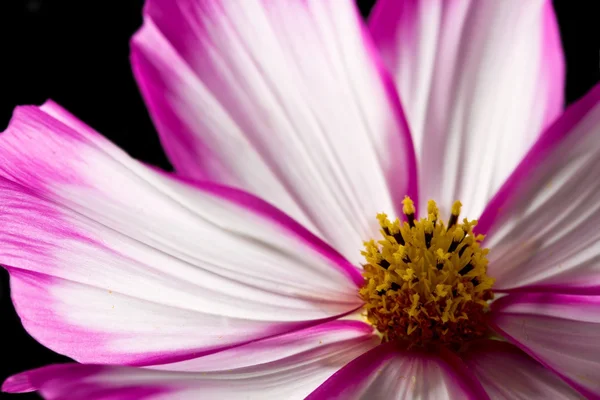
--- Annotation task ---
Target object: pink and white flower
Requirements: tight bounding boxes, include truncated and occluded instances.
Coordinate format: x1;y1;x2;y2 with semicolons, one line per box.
1;0;599;398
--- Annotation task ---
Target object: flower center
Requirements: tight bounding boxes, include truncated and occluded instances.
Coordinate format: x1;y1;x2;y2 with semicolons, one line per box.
359;196;495;350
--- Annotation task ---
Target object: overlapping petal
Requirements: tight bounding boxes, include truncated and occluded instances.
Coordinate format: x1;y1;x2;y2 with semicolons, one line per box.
370;0;564;218
463;340;582;399
306;342;488;399
131;0;417;264
479;84;600;293
3;321;379;399
490;293;600;398
0;102;363;366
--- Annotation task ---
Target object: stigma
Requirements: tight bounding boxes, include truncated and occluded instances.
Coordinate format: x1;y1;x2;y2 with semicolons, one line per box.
359;196;495;350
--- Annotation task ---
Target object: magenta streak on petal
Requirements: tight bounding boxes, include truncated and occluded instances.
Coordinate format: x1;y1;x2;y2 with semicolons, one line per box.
493;284;600;296
136;318;375;369
305;341;397;399
136;315;367;368
435;345;490;400
0;106;89;190
8;266;363;368
2;364;168;399
130;38;212;182
160;170;365;288
488;320;600;400
41;100;103;141
6;268;113;363
0;111;124;363
465;338;523;356
490;292;600;323
2;364;104;393
306;341;488;400
304;319;375;336
0;177;99;276
366;0;407;43
477;83;600;236
539;0;565;129
3;320;373;399
61;387;167;400
355;7;419;218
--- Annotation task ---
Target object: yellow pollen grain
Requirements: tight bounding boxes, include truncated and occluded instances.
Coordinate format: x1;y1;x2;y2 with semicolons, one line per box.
427;200;439;217
402;196;415;216
435;284;449;297
451;200;462;216
453;227;464;242
359;197;495;349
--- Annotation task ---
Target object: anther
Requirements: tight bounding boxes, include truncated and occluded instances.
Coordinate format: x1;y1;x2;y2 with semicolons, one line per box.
393;232;405;246
448;200;462;229
435;250;447;271
425;232;433;248
406;213;415;228
424;221;434;249
448;228;465;253
458;262;474;276
427;200;439;227
402;196;416;228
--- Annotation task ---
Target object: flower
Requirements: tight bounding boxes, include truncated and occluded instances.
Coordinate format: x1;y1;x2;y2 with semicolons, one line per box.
1;0;599;398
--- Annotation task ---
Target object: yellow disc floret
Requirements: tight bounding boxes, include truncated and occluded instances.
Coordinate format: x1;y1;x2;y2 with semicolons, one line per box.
359;197;495;349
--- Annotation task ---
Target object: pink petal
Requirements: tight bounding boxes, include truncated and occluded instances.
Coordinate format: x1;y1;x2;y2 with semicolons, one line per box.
370;0;564;219
306;342;488;399
478;84;600;293
3;321;379;399
463;340;582;399
490;292;600;398
131;0;417;264
0;103;363;366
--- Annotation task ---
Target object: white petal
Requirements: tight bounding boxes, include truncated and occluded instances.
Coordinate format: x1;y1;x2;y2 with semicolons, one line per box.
370;0;564;218
479;84;600;292
0;103;362;365
463;341;582;399
306;343;488;399
3;321;379;399
131;0;418;264
491;293;600;398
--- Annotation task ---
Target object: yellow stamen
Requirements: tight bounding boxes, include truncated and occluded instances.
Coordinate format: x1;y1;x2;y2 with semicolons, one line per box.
402;196;416;216
451;200;462;216
359;197;495;349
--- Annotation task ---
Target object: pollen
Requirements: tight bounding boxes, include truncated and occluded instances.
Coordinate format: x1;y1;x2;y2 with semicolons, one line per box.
359;197;495;349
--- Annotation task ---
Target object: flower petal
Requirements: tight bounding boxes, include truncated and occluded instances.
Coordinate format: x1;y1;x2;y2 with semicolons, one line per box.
490;292;600;398
131;0;417;264
0;103;363;366
306;342;488;399
478;84;600;293
463;340;582;399
370;0;564;218
3;321;379;399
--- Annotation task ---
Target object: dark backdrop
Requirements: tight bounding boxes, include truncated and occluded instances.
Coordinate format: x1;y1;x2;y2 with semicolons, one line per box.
0;1;598;399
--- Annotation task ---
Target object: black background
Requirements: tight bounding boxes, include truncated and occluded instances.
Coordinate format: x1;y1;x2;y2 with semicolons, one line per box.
0;1;598;399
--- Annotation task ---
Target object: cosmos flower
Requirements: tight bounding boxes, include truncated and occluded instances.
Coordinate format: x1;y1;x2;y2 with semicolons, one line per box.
1;0;599;398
